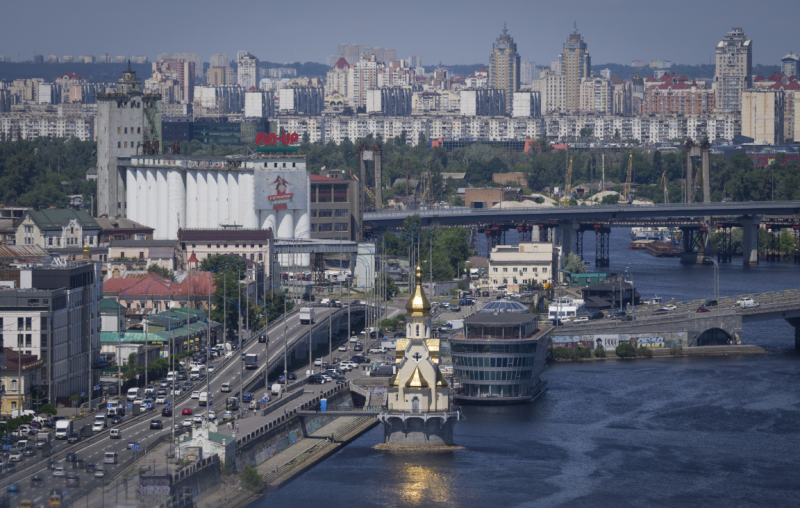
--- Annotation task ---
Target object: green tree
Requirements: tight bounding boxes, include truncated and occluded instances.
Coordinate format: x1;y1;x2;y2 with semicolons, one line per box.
565;253;587;274
615;342;637;358
601;193;620;205
377;273;399;300
40;403;57;416
147;264;174;280
241;465;264;493
579;127;593;139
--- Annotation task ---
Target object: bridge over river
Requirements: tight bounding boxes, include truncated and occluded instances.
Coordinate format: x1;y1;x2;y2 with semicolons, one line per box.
554;289;800;349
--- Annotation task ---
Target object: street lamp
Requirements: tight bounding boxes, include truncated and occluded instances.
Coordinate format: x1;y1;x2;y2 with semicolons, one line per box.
703;257;719;299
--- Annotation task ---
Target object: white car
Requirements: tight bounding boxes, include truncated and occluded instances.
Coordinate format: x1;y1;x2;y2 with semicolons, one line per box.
737;297;759;308
339;361;357;371
368;347;388;354
662;305;677;311
207;366;215;375
53;466;66;477
572;317;589;323
191;391;201;399
173;388;182;397
182;419;193;428
192;416;204;425
225;351;233;359
338;345;348;352
349;336;358;343
207;411;216;421
155;395;166;404
133;397;144;406
9;451;22;462
92;422;105;432
313;358;323;366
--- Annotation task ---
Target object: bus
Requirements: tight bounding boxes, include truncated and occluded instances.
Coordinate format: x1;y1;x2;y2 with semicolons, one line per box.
226;397;239;411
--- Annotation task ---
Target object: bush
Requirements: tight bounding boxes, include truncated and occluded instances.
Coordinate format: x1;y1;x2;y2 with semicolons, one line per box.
636;347;653;358
669;346;683;356
220;457;234;476
241;465;264;493
601;193;620;205
615;342;637;358
550;347;576;360
575;346;592;359
594;347;606;358
40;403;57;416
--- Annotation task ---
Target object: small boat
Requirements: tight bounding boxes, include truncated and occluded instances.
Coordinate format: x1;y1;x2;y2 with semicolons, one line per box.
645;241;682;257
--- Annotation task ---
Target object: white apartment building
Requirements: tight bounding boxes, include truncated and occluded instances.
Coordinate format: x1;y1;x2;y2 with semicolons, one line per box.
0;114;94;141
237;53;259;90
348;56;382;109
714;27;752;114
489;243;556;287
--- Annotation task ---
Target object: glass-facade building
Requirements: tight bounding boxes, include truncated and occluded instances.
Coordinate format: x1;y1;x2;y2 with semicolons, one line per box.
451;312;550;404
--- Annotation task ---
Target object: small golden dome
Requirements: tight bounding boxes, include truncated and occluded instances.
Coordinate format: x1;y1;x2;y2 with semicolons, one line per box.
405;265;431;316
82;241;90;260
405;366;429;389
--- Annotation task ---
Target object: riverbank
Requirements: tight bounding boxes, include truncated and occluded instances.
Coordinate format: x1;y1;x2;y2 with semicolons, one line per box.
549;344;766;362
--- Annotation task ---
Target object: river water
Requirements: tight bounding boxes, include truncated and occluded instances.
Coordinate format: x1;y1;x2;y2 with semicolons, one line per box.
254;228;800;507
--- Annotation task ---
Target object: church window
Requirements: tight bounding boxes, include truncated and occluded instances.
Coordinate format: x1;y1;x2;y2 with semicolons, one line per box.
416;324;420;337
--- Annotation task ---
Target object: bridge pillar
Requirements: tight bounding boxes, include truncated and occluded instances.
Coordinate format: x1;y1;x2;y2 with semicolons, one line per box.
741;216;760;266
594;225;610;267
787;318;800;350
558;220;580;256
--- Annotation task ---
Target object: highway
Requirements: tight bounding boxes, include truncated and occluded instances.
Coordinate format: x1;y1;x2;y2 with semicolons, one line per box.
1;304;359;505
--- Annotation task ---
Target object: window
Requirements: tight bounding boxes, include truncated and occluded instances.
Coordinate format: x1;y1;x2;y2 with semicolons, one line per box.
11;380;17;392
503;268;508;273
334;209;348;217
18;318;23;331
493;268;498;273
25;334;31;347
335;223;348;231
416;324;420;337
318;209;333;218
41;333;47;346
124;142;127;148
17;333;23;346
310;210;317;217
319;223;332;232
118;142;121;148
25;317;31;331
543;268;548;273
117;127;121;134
120;252;125;258
124;127;127;134
522;268;527;272
137;127;141;134
310;224;317;232
258;253;263;261
513;268;518;272
139;252;144;260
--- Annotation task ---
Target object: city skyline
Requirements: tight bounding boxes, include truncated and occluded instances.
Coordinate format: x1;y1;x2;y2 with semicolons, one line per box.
2;0;797;67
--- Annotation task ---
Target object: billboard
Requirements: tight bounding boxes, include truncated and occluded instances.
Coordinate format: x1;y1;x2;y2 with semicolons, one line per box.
254;170;308;210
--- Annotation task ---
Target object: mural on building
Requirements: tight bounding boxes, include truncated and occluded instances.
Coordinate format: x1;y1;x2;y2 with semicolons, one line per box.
551;332;686;350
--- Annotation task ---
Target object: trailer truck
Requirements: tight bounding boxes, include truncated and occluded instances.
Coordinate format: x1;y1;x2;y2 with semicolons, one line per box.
244;354;258;369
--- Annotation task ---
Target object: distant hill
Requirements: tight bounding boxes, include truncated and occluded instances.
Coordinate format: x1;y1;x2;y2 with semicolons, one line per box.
0;62;152;83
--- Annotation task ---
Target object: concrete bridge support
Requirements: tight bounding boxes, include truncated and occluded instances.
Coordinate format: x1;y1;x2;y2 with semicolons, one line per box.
558;220;580;256
787;318;800;350
741;216;760;266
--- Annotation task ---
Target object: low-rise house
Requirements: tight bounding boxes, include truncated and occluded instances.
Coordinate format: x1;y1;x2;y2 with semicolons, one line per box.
15;209;100;249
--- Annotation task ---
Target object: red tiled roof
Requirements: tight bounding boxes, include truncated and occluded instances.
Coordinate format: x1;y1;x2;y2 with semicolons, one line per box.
677;75;688;81
754;75;765;82
768;73;787;82
188;252;199;263
771;82;800;90
334;58;350;68
108;271;216;298
59;73;83;79
310;174;343;182
645;76;656;82
249;86;256;90
104;277;139;294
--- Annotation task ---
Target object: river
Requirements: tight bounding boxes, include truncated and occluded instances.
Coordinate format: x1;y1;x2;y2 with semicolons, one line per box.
254;228;800;507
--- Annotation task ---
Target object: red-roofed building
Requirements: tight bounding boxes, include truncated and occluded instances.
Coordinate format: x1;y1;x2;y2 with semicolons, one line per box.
334;58;350;69
104;271;217;312
645;79;715;115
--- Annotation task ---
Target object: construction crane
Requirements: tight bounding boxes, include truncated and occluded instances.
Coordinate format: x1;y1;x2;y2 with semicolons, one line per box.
660;171;669;204
350;172;377;207
562;156;573;206
624;153;633;203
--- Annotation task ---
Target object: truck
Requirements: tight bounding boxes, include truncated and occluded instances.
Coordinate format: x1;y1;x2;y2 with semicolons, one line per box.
380;340;397;350
106;399;125;417
244;354;258;369
35;431;52;448
446;319;464;330
55;420;73;440
299;307;315;325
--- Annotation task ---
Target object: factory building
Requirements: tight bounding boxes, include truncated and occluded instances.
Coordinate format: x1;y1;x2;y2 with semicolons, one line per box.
117;154;310;264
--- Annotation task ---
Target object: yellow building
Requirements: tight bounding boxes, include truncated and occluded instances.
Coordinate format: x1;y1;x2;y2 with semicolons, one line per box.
0;349;43;417
489;242;557;288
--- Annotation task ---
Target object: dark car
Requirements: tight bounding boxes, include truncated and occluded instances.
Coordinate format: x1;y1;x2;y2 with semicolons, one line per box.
22;447;36;457
350;355;370;364
5;484;18;494
450;305;461;312
351;299;362;305
29;421;41;430
183;382;193;390
149;419;163;430
353;343;363;352
287;372;297;380
703;299;718;307
74;459;86;469
588;311;605;320
111;415;124;425
86;464;96;474
47;461;60;471
67;433;80;444
307;374;326;385
66;474;80;488
30;474;43;487
301;293;315;302
652;308;669;316
65;452;77;463
258;334;267;343
459;299;474;306
161;407;173;417
242;392;253;403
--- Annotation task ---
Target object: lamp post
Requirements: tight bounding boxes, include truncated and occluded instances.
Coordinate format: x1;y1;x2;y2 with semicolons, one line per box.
703;257;719;299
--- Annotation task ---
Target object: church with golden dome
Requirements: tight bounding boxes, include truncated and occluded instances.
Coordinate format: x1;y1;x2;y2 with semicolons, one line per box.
377;266;460;447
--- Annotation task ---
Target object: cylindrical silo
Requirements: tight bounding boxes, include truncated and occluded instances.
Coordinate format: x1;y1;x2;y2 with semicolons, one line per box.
238;173;258;229
136;169;147;226
259;209;277;235
126;168;137;223
146;169;157;235
227;172;239;226
186;170;198;229
276;210;295;266
156;169;168;240
167;170;186;240
207;171;218;228
294;172;311;265
217;171;228;226
197;170;208;229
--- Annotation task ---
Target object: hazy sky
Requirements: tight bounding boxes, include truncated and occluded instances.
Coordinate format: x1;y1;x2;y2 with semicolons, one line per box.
3;0;797;67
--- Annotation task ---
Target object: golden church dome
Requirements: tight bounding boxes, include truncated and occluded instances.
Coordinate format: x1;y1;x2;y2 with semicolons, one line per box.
405;265;431;316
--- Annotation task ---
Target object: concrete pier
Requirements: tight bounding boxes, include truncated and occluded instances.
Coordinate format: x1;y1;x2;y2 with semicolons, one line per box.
741;216;760;265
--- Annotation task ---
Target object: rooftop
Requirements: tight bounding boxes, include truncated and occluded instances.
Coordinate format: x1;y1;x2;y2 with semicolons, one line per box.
178;228;271;242
478;301;530;314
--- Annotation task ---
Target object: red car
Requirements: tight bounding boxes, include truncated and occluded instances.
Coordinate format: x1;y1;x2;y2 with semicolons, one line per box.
181;407;193;415
696;307;710;313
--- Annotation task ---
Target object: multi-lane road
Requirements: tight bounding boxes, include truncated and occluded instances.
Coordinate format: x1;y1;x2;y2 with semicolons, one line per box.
2;304;361;504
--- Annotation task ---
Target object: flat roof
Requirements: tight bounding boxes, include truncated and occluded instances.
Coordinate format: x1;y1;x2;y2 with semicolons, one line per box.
464;313;537;325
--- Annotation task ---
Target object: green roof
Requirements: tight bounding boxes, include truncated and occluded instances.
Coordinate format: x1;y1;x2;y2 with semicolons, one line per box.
24;208;100;231
208;431;233;445
99;298;125;312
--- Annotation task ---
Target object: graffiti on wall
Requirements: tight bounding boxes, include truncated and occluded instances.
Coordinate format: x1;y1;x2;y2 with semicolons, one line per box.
551;332;687;350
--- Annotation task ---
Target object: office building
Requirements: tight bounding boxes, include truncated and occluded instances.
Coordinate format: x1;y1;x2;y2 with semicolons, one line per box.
97;66;163;217
309;170;361;242
238;53;259;90
488;243;556;287
558;23;591;112
488;24;521;112
781;53;799;77
207;66;234;86
714;27;752;114
0;260;102;405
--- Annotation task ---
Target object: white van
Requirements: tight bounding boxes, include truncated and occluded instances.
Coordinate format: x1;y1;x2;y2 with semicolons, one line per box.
126;387;140;402
92;414;107;432
104;451;118;464
271;384;283;396
221;383;231;393
166;372;176;382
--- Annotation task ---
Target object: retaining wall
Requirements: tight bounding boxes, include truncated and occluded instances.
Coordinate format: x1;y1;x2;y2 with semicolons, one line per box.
168;454;222;505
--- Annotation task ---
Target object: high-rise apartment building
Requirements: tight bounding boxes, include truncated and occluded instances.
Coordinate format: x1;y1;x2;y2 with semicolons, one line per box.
237;53;259;90
210;53;231;68
558;23;591;113
782;53;799;77
489;24;521;112
714;27;752;114
326;58;350;97
348;55;382;108
207;67;234;86
521;60;536;85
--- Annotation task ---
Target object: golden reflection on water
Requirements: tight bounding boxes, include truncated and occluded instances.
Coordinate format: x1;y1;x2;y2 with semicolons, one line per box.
396;465;453;505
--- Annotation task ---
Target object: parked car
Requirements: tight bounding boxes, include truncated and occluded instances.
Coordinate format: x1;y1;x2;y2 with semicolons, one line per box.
572;317;589;324
307;374;326;385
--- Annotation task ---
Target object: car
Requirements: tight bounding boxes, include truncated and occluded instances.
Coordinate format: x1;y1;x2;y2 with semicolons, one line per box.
133;397;144;406
450;305;461;312
5;484;19;494
159;380;169;388
338;345;348;352
221;383;231;393
332;357;341;364
353;343;363;352
287;372;297;380
85;464;96;474
181;419;193;429
66;476;80;488
111;415;124;425
8;451;22;463
662;305;677;311
313;358;323;366
161;407;173;417
74;459;86;469
65;453;77;463
339;361;357;370
207;411;216;421
572;317;589;324
696;306;711;313
737;297;759;308
52;466;66;478
369;347;388;354
349;336;358;343
141;399;154;411
30;474;43;487
703;299;719;307
94;469;106;478
307;374;326;385
183;382;193;390
126;441;138;450
350;355;370;364
182;407;193;415
110;429;121;440
207;366;215;375
225;351;233;359
156;388;167;397
319;374;333;382
22;447;35;457
192;416;204;425
652;308;669;316
149;419;163;430
156;395;166;404
191;391;201;399
47;461;60;471
145;385;156;395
